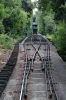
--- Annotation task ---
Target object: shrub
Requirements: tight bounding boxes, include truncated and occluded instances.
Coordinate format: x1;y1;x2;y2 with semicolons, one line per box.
47;21;66;61
0;34;14;49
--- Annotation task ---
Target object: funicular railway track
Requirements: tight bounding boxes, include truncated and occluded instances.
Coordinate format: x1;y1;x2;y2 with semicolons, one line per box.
19;34;59;100
0;34;59;100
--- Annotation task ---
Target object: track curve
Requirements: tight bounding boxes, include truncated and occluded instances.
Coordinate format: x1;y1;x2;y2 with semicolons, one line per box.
0;34;60;100
19;34;59;100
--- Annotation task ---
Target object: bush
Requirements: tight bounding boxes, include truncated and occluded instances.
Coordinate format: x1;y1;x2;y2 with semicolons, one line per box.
0;21;5;34
55;22;66;60
47;21;66;61
0;34;14;49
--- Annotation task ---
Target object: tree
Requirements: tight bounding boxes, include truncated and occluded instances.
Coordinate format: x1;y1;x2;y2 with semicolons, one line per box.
38;0;50;11
38;0;66;22
36;11;45;35
0;0;33;35
0;0;31;35
0;4;5;33
22;0;33;14
44;12;56;34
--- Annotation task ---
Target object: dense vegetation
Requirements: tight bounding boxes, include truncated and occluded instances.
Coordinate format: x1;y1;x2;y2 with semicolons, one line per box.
0;0;66;61
35;0;66;61
0;0;33;49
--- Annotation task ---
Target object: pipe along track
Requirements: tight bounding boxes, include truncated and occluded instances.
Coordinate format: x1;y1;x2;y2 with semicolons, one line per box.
0;39;24;97
19;34;59;100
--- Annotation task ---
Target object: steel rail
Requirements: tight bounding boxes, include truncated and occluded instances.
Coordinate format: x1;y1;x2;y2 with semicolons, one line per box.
19;55;31;100
43;60;59;100
19;55;27;100
19;63;26;100
42;53;59;100
24;61;31;99
20;34;59;100
30;43;42;61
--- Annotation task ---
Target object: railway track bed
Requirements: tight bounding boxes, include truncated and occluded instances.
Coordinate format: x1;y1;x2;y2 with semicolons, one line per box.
26;61;46;100
0;34;66;100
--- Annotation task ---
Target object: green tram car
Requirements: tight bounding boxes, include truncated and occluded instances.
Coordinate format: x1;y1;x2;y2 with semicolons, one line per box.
32;22;37;34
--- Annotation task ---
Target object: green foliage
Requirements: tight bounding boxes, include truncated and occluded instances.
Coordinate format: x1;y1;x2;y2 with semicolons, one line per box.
44;11;56;34
0;0;32;50
0;0;32;36
37;0;66;61
36;10;56;35
38;0;50;11
47;22;66;61
0;34;14;49
11;9;28;35
36;11;45;35
38;0;66;22
0;4;5;20
60;4;66;9
0;21;5;34
3;5;28;35
22;0;33;15
46;34;55;41
54;22;66;49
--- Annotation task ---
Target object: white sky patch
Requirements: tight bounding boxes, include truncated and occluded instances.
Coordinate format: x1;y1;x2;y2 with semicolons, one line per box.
31;0;38;2
31;0;38;14
33;8;38;14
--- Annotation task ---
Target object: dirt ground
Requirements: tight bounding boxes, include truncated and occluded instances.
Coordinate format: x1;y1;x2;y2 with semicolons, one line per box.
0;49;13;71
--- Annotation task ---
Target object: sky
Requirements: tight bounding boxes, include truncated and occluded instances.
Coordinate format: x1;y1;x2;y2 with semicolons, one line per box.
31;0;38;2
33;8;38;14
31;0;38;14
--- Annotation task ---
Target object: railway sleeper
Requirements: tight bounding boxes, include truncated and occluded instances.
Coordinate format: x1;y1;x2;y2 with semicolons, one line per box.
9;58;17;61
9;56;17;60
0;84;6;89
7;57;17;61
0;83;7;91
0;69;13;72
11;52;17;55
0;83;8;96
1;68;14;72
6;63;16;66
0;80;8;84
4;65;15;68
0;77;9;81
0;73;12;77
1;67;11;72
0;70;12;74
3;65;14;69
0;83;6;87
0;77;10;82
0;74;9;76
7;56;17;62
0;88;5;96
3;67;14;71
